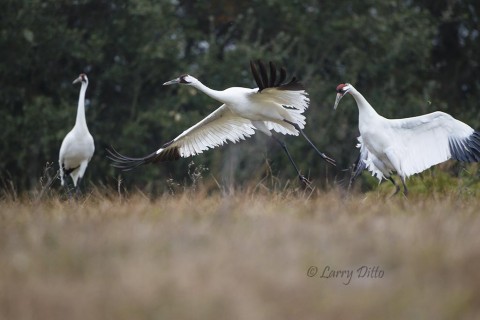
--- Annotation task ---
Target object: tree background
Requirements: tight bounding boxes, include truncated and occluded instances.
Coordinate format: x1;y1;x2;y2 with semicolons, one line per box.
1;0;479;194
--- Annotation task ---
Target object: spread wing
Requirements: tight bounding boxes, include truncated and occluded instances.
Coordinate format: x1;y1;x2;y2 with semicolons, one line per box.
107;105;256;170
388;111;480;177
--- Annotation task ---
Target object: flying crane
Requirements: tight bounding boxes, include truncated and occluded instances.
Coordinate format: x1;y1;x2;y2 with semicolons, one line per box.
108;61;335;184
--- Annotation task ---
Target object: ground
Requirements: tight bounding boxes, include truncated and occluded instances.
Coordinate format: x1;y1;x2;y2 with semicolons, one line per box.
1;187;480;319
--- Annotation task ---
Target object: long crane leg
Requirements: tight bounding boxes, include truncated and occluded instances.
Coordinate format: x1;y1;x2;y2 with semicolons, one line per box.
349;153;366;191
387;177;401;196
283;120;336;166
400;176;408;196
271;135;310;186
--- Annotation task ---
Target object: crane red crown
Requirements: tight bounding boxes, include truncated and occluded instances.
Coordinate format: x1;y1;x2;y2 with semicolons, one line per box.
336;83;347;93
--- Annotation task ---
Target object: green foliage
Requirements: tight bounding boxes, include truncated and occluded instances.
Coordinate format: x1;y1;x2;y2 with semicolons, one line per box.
0;0;479;193
356;163;480;198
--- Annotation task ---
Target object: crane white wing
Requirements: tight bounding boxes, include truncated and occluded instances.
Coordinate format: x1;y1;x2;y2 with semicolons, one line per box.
259;87;310;113
107;105;256;170
262;89;309;135
252;89;308;135
387;111;479;177
355;136;392;181
264;121;299;136
250;60;309;134
169;104;256;157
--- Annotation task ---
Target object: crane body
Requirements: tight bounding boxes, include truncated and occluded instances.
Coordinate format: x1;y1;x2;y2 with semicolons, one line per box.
334;83;480;195
59;74;95;188
108;61;334;184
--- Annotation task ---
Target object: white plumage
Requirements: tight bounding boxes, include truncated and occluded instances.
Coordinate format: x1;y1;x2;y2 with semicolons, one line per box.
160;105;256;158
334;83;480;195
108;61;335;184
59;74;95;188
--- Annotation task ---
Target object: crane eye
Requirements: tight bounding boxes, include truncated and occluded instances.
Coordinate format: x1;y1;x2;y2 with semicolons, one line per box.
336;83;350;94
336;85;346;93
179;75;191;84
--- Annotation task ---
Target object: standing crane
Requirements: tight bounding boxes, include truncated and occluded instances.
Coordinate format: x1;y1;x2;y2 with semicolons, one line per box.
334;83;480;195
59;73;95;191
108;61;335;184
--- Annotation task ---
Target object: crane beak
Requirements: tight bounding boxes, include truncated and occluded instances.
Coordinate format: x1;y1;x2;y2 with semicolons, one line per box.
333;93;344;110
72;77;82;85
163;78;180;86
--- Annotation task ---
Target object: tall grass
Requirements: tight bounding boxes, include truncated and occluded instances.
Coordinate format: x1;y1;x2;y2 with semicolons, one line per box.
1;180;480;319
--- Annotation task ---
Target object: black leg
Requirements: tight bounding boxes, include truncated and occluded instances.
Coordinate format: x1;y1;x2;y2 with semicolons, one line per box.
74;177;87;200
400;176;408;197
63;178;74;200
388;177;401;196
75;179;81;198
271;135;310;186
283;120;336;166
348;153;366;191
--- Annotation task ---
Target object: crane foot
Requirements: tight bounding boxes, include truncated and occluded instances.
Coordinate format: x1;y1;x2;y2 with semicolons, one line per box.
298;175;312;188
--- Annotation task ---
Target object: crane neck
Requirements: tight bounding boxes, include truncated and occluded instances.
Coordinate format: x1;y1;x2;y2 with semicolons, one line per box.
349;87;379;121
75;82;90;132
190;80;230;104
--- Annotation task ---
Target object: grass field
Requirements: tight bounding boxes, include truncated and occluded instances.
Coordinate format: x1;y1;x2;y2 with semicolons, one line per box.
1;181;480;319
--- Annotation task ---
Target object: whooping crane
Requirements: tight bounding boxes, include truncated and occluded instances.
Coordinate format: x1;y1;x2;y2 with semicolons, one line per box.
334;83;480;195
108;61;335;184
58;74;95;189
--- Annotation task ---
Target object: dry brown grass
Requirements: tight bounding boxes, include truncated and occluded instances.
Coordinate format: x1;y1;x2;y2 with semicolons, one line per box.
1;188;480;320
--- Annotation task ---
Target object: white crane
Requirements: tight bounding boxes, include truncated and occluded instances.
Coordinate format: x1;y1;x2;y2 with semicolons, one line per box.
58;73;95;190
108;61;335;184
334;83;480;195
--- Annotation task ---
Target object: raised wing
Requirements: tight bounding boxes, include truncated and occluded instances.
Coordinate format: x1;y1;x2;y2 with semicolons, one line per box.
250;60;310;135
388;111;480;177
108;105;256;170
250;60;305;92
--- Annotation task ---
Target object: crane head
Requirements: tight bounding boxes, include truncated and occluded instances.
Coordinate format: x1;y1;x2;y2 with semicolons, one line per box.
334;83;352;110
163;74;196;86
73;73;88;85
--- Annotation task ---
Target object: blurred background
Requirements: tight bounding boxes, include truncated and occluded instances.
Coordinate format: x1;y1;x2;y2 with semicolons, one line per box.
1;0;479;194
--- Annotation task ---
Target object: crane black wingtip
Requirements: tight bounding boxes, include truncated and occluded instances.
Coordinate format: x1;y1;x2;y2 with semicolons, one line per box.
250;60;264;91
106;146;151;171
449;132;480;163
106;144;182;171
250;60;305;92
